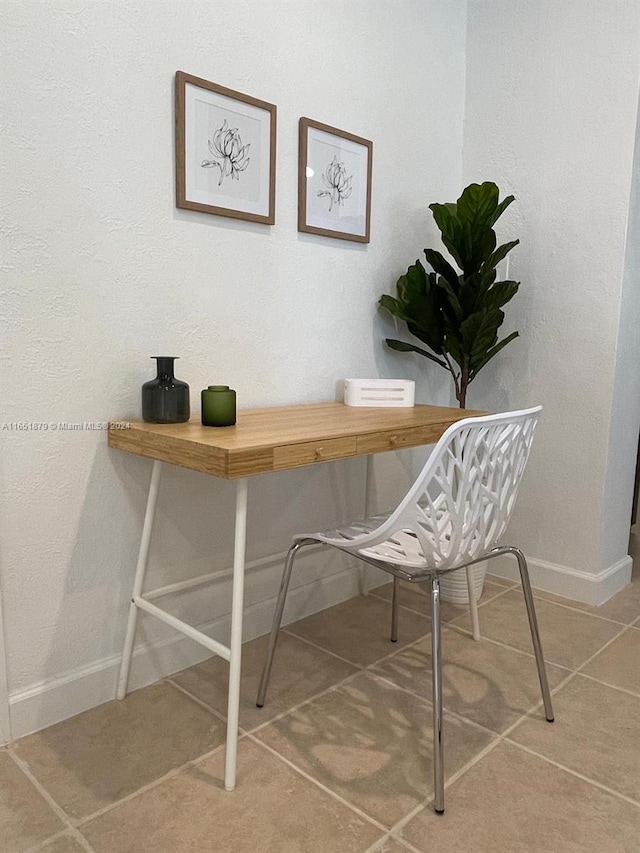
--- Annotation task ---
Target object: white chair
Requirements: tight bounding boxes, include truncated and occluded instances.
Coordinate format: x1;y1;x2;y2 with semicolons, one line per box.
256;406;555;813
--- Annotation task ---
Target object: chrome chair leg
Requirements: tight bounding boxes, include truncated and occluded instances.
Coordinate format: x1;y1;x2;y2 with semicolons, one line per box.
465;565;481;641
390;576;399;642
510;547;555;723
430;574;445;814
256;539;315;708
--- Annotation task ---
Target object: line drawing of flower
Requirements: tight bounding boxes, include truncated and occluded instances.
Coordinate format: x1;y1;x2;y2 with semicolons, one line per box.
201;119;251;186
317;155;353;212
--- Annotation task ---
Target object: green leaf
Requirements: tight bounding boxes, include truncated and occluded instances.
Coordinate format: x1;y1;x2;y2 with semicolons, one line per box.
429;203;464;270
460;308;510;374
482;280;520;311
484;239;519;272
378;293;403;315
424;248;459;287
489;194;515;227
381;261;447;355
469;331;519;380
385;339;448;368
432;274;462;316
457;182;499;228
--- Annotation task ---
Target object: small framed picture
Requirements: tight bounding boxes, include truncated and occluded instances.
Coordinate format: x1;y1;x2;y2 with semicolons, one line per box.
175;71;276;224
298;117;372;243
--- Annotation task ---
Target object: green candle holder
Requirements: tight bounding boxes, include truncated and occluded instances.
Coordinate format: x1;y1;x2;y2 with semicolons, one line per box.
201;385;236;427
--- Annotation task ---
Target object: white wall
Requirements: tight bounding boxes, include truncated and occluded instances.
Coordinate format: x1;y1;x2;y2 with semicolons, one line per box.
463;0;640;599
3;0;638;742
0;0;467;738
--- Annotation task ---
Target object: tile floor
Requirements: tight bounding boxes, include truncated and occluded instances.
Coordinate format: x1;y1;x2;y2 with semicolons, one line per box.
3;532;639;852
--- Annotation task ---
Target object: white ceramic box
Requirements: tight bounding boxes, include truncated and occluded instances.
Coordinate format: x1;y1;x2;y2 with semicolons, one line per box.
344;378;415;407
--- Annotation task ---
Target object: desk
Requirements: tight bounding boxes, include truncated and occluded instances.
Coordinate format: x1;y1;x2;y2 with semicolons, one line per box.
109;402;479;790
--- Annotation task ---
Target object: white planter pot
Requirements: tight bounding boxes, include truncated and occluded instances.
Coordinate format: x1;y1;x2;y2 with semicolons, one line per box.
439;562;487;605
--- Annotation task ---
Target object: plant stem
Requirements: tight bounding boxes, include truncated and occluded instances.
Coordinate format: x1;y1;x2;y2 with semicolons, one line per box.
458;362;470;409
443;353;462;405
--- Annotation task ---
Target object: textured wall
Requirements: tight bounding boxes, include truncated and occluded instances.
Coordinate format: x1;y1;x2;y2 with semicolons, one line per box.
0;0;467;731
463;0;640;587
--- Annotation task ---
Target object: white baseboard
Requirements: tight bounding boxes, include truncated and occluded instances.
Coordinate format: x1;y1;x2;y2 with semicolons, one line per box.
487;552;633;606
8;550;372;742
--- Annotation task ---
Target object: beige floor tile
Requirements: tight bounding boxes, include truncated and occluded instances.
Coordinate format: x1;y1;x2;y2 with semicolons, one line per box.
581;627;640;694
82;738;382;853
528;531;640;624
41;834;91;852
254;671;495;828
171;631;358;731
400;741;640;853
13;681;225;820
527;587;601;614
484;572;518;588
509;674;640;801
371;628;567;733
284;595;430;666
370;839;413;853
530;578;640;625
371;578;508;624
0;749;65;851
591;576;640;624
450;589;621;669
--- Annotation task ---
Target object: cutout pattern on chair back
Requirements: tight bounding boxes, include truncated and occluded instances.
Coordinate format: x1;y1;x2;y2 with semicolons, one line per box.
326;407;541;572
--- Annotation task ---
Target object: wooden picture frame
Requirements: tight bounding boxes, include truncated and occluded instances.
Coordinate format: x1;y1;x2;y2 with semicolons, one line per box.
298;117;372;243
175;71;276;224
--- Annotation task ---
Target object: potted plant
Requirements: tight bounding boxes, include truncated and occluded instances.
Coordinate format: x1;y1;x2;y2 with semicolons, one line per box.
379;181;521;603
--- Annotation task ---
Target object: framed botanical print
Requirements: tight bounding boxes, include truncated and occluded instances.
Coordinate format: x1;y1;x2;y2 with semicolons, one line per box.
298;117;372;243
175;71;276;224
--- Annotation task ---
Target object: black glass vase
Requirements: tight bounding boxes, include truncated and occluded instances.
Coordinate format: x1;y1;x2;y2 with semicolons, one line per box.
142;357;190;424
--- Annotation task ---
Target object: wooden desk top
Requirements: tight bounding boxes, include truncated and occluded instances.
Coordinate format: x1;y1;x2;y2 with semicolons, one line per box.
108;402;483;479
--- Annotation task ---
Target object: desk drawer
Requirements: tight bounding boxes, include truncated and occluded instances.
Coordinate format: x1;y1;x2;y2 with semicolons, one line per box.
357;425;443;454
273;436;356;470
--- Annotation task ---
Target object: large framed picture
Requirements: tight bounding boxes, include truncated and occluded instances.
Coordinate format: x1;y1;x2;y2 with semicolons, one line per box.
298;117;372;243
175;71;276;224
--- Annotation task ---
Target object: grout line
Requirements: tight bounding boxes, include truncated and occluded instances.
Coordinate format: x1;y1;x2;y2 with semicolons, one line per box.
73;741;228;828
503;739;640;810
8;746;81;829
364;832;423;853
247;733;389;833
366;665;544;744
282;621;435;673
525;591;639;628
436;620;576;670
572;620;633;675
386;739;505;840
450;580;639;630
577;670;640;699
242;668;365;736
445;608;633;674
485;575;519;589
369;579;513;622
281;627;368;669
25;829;96;853
164;677;234;727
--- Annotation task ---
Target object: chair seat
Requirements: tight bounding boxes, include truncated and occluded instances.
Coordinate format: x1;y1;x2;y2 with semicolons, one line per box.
295;514;465;572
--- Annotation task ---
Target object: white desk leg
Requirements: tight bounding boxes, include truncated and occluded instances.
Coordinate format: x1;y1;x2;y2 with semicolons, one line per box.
359;454;375;595
117;460;163;700
224;477;248;791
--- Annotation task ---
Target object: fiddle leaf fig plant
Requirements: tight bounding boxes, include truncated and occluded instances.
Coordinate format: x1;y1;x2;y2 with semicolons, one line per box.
380;182;520;408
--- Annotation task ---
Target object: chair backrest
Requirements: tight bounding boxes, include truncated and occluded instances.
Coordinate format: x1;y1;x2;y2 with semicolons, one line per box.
341;406;541;571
